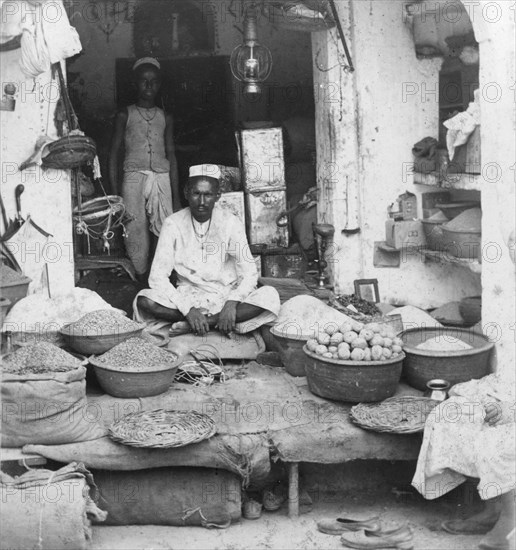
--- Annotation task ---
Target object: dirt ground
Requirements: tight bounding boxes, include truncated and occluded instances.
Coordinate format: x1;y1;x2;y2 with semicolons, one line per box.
91;490;489;550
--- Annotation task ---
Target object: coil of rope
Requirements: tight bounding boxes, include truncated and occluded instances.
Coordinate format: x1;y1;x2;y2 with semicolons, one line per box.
175;344;225;387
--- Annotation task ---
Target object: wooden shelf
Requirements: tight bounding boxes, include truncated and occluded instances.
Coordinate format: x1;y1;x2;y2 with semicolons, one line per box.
418;248;481;274
413;171;482;191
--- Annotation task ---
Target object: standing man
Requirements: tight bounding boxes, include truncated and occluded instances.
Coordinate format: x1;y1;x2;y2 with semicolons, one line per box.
134;164;280;335
109;57;181;283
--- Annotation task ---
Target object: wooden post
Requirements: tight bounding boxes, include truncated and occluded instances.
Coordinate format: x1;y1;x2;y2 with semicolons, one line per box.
288;462;299;518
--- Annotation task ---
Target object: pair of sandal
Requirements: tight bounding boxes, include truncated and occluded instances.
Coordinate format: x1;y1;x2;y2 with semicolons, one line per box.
317;517;413;550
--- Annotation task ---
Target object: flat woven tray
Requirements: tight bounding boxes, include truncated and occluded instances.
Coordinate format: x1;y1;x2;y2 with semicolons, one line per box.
350;396;440;434
108;409;216;448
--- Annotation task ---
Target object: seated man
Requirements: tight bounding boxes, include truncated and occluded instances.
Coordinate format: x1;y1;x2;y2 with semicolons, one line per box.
134;164;280;336
412;373;515;550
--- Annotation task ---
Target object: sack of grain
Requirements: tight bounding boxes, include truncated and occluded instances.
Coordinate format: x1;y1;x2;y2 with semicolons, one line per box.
92;467;241;527
0;462;106;550
1;343;106;447
272;295;354;340
2;288;120;346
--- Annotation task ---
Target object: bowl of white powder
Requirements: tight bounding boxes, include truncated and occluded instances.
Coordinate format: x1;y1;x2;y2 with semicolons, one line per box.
400;327;494;390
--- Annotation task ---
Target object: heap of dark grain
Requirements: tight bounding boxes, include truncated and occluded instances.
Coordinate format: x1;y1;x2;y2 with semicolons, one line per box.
335;294;381;316
0;265;25;284
2;342;82;374
94;337;177;372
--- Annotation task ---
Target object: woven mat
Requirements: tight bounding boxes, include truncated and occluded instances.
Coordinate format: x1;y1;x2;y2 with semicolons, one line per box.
350;396;440;434
109;409;216;449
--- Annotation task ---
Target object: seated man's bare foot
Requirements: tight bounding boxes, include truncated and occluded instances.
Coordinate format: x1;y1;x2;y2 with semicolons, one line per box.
170;321;191;335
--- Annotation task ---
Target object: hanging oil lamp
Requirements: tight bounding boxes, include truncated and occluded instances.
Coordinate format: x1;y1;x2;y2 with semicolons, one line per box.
230;5;272;94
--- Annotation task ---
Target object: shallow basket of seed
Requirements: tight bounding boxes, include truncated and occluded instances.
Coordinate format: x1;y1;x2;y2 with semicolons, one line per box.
349;396;441;434
88;337;181;398
60;309;145;355
108;409;216;449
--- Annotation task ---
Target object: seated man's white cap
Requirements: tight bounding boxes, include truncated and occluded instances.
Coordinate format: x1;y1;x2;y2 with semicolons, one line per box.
189;164;222;181
133;57;161;71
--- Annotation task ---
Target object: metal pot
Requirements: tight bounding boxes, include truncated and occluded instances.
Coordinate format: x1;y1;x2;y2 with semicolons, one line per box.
424;379;450;401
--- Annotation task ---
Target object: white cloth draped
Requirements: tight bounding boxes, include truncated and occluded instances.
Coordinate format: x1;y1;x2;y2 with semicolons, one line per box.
412;374;516;501
141;171;173;236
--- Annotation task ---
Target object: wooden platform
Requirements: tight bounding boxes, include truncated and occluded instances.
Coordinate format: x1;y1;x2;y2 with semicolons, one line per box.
0;447;47;467
21;363;423;516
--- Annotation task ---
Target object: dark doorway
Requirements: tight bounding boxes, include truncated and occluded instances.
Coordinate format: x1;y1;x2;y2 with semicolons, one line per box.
115;56;237;198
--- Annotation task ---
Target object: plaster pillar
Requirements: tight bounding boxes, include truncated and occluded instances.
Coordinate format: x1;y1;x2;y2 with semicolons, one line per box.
312;0;362;294
468;0;516;380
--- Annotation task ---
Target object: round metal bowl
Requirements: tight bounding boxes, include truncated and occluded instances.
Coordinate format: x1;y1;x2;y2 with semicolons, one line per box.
302;346;405;403
270;326;310;377
400;327;493;391
441;227;481;259
89;352;181;398
59;325;144;355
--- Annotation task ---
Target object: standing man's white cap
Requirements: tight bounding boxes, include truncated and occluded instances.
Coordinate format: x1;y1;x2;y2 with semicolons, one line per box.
133;57;161;71
189;164;222;180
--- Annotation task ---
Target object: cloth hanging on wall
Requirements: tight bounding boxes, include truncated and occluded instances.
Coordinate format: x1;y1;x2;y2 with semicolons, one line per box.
443;89;481;160
19;0;82;78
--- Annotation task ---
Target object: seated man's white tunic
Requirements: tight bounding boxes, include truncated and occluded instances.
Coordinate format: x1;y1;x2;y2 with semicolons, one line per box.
412;373;515;501
133;205;280;333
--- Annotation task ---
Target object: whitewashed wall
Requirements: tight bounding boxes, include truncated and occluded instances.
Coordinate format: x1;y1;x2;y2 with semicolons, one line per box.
313;0;515;378
0;51;75;296
313;0;481;309
472;1;516;380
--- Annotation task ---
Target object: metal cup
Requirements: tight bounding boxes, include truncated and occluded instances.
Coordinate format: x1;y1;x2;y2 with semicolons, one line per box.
424;379;450;401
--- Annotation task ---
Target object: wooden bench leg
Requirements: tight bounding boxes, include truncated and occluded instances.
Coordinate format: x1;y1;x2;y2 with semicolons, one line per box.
288;462;299;518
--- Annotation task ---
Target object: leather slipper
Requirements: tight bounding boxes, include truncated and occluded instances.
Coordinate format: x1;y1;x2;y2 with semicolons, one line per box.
340;527;413;550
442;519;497;535
317;516;381;535
478;541;510;550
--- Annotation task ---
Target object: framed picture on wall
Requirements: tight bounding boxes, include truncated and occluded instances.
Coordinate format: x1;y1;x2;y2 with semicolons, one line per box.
354;279;380;303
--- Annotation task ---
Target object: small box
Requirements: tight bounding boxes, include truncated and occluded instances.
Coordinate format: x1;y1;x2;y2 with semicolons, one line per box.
237;127;286;192
385;220;426;249
261;248;307;279
245;189;288;248
388;191;417;221
217;192;245;224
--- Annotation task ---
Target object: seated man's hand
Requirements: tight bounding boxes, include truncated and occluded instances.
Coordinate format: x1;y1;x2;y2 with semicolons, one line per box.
217;300;238;335
484;401;515;426
186;307;210;336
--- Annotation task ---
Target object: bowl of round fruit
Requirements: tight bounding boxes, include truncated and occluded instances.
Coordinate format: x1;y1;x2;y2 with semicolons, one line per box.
302;320;405;403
